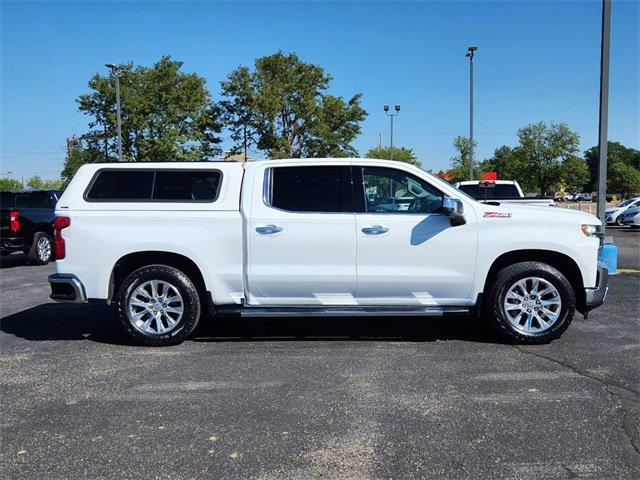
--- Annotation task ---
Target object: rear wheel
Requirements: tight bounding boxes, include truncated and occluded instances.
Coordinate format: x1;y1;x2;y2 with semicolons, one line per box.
27;232;53;265
117;265;201;346
485;262;575;344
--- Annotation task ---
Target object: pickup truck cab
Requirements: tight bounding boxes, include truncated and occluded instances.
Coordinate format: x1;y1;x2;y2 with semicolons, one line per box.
454;180;556;207
1;190;63;264
49;159;608;346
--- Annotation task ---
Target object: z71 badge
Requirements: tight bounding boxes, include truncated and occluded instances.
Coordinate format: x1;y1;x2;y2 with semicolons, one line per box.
484;211;513;218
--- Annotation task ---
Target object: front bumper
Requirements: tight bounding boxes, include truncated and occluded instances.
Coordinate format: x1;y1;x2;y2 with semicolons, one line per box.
48;274;88;303
583;266;609;312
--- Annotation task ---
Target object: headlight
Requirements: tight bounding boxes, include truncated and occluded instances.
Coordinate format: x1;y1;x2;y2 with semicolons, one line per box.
581;224;603;237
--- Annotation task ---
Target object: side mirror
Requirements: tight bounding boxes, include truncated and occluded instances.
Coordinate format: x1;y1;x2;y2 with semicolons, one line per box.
442;197;466;226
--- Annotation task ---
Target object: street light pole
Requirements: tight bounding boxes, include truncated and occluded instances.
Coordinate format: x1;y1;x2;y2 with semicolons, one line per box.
105;64;123;162
384;104;401;161
596;0;611;226
466;46;477;181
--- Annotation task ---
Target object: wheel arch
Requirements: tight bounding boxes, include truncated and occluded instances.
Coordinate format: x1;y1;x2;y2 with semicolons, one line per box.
482;249;586;313
109;251;214;314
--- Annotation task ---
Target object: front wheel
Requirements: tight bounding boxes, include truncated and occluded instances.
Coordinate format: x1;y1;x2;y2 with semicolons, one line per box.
117;265;202;346
485;262;575;344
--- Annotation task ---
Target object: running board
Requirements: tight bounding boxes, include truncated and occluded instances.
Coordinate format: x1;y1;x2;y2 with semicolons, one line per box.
222;306;470;318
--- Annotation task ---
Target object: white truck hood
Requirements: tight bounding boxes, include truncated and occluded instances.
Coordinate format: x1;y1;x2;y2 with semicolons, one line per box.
475;203;602;225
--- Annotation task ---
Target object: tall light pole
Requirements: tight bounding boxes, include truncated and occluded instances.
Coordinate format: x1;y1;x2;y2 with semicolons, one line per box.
466;46;477;181
384;104;400;160
105;64;123;162
596;0;611;226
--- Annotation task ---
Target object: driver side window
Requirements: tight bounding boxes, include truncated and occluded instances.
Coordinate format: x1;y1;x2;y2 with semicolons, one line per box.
362;167;443;214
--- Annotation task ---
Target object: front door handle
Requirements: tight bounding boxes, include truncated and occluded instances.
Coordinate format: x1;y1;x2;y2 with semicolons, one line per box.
256;224;283;235
362;225;389;235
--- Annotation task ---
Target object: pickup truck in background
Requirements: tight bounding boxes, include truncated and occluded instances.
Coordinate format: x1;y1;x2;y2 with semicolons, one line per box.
49;159;607;346
1;190;62;264
454;180;556;207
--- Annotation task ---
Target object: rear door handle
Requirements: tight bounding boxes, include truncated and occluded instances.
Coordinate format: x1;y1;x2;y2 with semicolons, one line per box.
256;224;283;235
361;225;389;235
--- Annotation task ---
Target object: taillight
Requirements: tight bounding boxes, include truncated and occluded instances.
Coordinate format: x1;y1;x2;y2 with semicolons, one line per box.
53;216;71;259
9;210;21;233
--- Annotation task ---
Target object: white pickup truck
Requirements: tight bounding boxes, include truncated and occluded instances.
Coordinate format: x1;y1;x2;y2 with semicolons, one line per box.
454;180;556;207
49;159;608;346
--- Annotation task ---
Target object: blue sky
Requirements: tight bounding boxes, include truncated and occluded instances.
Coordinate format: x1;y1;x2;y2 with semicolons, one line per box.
1;0;638;180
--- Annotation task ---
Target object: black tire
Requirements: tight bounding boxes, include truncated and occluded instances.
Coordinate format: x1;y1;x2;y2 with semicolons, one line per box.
484;261;575;344
615;216;624;226
116;265;201;346
27;232;53;265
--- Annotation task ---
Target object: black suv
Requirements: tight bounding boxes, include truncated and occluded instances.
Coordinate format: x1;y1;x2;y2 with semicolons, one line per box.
1;190;62;264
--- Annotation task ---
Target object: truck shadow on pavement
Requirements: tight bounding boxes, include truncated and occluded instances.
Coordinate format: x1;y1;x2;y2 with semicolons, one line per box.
1;303;497;345
0;253;32;269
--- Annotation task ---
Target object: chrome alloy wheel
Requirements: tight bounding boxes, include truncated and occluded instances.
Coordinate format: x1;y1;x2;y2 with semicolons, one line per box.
128;280;184;335
503;277;562;334
36;235;52;262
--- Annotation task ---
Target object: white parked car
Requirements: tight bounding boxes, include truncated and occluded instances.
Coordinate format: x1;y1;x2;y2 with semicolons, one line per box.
605;197;640;225
619;206;640;228
49;159;608;346
454;180;555;207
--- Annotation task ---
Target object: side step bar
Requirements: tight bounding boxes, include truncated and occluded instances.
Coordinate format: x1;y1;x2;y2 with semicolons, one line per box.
218;306;470;318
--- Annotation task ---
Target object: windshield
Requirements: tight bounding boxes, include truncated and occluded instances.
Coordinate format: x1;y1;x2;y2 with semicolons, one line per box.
616;198;636;207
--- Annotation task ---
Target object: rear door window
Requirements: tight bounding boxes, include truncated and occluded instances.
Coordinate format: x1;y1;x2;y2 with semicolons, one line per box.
268;166;352;213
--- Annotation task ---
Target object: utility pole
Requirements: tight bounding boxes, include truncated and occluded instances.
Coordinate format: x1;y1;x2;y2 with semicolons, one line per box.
384;105;400;160
105;64;123;162
466;46;477;181
596;0;611;226
378;132;383;149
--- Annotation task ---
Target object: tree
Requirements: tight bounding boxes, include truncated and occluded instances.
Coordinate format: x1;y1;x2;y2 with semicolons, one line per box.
583;141;640;191
479;145;526;180
221;52;367;159
220;66;257;161
608;161;640;197
78;55;222;162
512;122;580;195
365;146;421;167
25;176;64;190
0;178;23;191
448;136;479;182
61;148;93;185
27;176;45;189
561;156;590;196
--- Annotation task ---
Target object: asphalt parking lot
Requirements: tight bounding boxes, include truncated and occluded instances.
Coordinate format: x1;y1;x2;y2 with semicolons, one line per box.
1;229;638;479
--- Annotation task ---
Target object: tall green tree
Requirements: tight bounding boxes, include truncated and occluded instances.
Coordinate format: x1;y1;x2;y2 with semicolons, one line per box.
448;136;479;182
561;156;590;196
220;66;256;161
512;122;580;195
583;141;640;192
608;161;640;197
365;146;421;167
221;52;367;159
61;148;93;185
78;55;222;162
